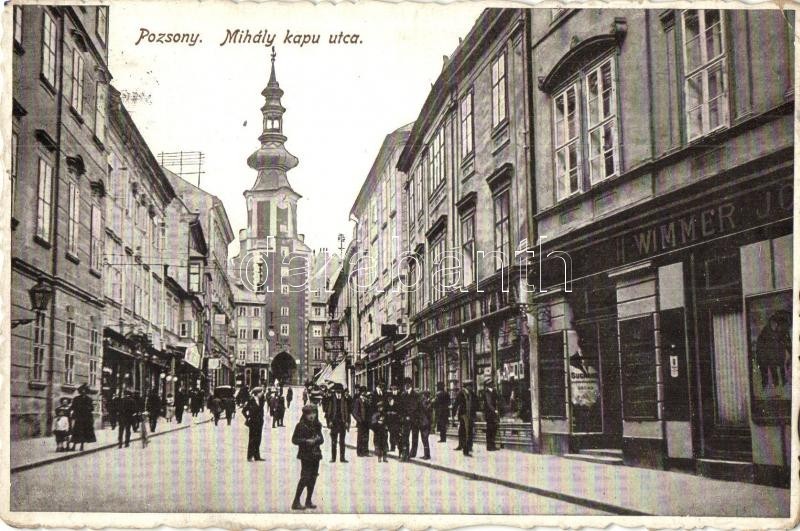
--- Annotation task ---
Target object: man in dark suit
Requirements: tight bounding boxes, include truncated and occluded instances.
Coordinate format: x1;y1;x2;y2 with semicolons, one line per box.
453;380;477;457
117;389;137;448
483;377;500;451
352;386;371;457
400;377;421;460
384;382;401;454
325;383;350;463
243;388;266;461
434;381;450;443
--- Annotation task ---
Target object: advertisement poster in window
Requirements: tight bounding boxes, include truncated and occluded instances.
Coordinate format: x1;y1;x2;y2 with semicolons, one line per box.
567;330;602;433
747;290;791;424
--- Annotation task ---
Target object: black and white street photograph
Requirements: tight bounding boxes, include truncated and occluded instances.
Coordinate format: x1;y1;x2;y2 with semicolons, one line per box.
3;2;796;528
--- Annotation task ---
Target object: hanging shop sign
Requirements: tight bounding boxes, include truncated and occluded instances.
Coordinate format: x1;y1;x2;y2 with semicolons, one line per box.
184;344;201;368
567;330;602;433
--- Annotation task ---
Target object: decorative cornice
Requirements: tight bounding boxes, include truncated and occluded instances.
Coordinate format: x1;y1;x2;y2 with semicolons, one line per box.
425;214;447;242
455;191;477;213
66;155;86;176
486;162;514;192
538;17;628;94
34;129;57;152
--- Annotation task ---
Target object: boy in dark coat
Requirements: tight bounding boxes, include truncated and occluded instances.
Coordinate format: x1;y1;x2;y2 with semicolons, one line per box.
291;404;324;510
370;401;389;462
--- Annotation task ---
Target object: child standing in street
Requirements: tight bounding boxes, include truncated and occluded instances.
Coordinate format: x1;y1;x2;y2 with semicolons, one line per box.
53;397;72;452
371;402;389;462
291;404;324;510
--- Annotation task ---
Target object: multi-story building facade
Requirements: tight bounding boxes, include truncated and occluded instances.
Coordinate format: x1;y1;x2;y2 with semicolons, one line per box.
233;295;271;389
165;169;236;389
10;5;110;438
306;249;341;381
529;8;793;485
397;9;535;451
328;240;360;388
101;86;179;417
351;124;412;390
230;52;311;386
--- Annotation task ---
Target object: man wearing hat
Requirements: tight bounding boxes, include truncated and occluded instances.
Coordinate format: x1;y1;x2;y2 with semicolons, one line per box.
243;388;266;461
399;377;421;461
453;380;478;457
117;388;137;449
482;377;500;451
352;385;371;457
324;383;350;463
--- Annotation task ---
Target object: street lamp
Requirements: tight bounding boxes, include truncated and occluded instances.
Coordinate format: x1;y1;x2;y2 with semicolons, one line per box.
11;277;53;328
268;311;276;338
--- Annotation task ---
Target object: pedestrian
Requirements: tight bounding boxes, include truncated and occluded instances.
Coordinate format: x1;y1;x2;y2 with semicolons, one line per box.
190;388;202;418
370;401;389;463
352;385;371;456
399;377;420;461
483;377;500;452
373;380;387;407
453;380;477;457
434;381;450;443
286;387;293;409
210;394;223;426
302;386;309;405
146;387;162;433
325;383;350;463
174;387;187;424
107;392;120;430
69;384;97;451
165;393;175;423
384;382;401;454
117;389;136;448
243;388;266;461
291;404;324;510
418;390;433;460
236;384;250;408
224;396;236;426
277;392;286;427
53;397;72;452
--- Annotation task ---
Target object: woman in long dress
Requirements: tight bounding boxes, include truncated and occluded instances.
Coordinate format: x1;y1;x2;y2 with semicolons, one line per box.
69;384;97;451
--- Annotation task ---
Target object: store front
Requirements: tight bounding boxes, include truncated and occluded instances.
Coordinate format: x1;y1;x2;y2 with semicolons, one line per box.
533;168;792;485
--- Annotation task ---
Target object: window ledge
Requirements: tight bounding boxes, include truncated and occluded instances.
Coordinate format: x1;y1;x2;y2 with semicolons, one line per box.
61;384;77;393
92;134;105;151
69;106;84;124
13;42;24;55
89;267;102;279
28;381;47;391
65;251;80;265
33;235;51;250
39;74;56;95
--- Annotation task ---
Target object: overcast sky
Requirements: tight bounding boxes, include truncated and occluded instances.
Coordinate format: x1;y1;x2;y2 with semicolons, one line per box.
108;1;486;258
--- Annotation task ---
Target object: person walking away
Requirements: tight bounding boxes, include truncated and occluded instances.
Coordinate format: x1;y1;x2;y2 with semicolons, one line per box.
434;381;450;443
270;391;280;428
224;396;236;425
370;401;389;462
483;377;500;451
243;388;266;461
418;390;433;460
117;389;136;448
399;377;420;461
190;388;201;418
210;394;223;426
165;393;175;422
325;383;350;463
384;382;401;454
352;386;371;456
146;387;162;433
291;405;324;510
69;384;97;451
453;380;477;457
286;387;294;409
53;397;72;452
108;392;119;430
275;392;286;427
175;387;187;424
302;386;309;405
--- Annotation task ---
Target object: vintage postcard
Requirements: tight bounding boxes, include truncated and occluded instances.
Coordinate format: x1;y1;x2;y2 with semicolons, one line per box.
1;0;797;529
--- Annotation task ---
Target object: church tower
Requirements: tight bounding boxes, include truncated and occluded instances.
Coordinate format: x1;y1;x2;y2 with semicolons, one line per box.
232;48;310;387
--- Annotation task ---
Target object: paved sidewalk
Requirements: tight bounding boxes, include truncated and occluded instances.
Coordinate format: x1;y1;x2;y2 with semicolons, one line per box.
346;436;789;517
11;415;213;473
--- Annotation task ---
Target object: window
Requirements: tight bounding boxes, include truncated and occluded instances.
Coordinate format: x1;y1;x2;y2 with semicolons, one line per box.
91;205;102;270
415;165;423;216
553;84;581;200
314;307;321;317
36;158;53;242
238;349;246;360
314;346;322;360
179;321;190;338
281;285;289;294
252;307;261;317
32;312;45;381
460;213;475;286
252;329;261;340
96;6;108;44
585;59;618;183
64;320;76;384
41;12;57;86
70;49;84;114
408;175;416;225
280;306;289;316
89;358;98;388
253;350;260;363
312;326;322;337
94;82;107;141
189;264;201;292
431;234;446;300
238;328;247;340
280;324;290;336
460;92;474;158
238;307;247;317
11;132;18;218
13;6;22;46
429;127;445;193
493;189;511;270
491;52;507;128
682;9;728;141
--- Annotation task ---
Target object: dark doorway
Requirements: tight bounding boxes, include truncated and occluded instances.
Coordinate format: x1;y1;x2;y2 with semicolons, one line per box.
271;351;296;385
